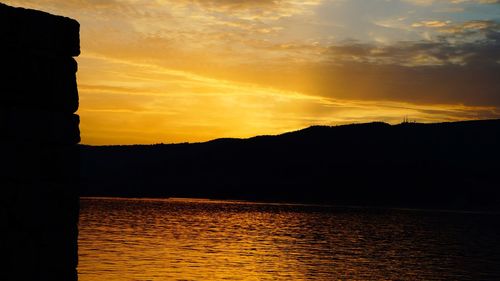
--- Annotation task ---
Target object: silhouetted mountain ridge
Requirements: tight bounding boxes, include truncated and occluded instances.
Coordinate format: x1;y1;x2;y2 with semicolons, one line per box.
80;119;500;210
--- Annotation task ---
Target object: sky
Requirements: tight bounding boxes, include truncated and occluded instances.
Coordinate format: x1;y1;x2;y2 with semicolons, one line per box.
4;0;500;144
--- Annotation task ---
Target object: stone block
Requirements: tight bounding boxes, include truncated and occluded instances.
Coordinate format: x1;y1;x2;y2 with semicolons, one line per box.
0;143;80;183
1;181;79;230
1;226;78;281
0;54;78;113
0;3;80;56
0;109;80;144
0;142;44;181
1;181;79;280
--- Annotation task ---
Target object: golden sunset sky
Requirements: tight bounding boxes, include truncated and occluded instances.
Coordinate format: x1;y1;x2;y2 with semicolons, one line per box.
5;0;500;144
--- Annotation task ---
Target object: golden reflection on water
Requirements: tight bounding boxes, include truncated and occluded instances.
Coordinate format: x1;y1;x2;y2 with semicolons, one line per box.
78;197;500;281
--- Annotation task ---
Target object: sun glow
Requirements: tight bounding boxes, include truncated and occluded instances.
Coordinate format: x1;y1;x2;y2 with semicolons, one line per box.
4;0;499;144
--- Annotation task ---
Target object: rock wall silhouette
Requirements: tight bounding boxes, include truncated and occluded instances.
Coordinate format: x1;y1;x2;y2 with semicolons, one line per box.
0;3;80;281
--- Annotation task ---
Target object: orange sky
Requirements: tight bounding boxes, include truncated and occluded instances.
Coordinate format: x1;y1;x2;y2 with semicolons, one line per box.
5;0;500;144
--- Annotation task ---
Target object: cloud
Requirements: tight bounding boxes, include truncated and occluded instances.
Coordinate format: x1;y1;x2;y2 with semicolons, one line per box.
412;20;451;28
326;20;500;65
174;0;320;15
404;0;500;5
249;24;500;107
4;0;499;144
438;20;500;35
76;47;500;144
303;62;500;107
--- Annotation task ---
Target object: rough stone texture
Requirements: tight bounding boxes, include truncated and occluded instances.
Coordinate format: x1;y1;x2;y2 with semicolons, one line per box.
0;3;80;281
0;55;79;113
0;3;80;56
0;109;80;144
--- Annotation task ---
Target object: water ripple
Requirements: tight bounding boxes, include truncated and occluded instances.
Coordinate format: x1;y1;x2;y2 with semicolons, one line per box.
78;198;500;281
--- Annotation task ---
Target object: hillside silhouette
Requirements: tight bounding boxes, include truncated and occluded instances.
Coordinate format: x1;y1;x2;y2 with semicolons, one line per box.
81;119;500;210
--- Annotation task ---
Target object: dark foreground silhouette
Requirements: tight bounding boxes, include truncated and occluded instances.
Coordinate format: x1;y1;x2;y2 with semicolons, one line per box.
1;3;80;281
81;119;500;210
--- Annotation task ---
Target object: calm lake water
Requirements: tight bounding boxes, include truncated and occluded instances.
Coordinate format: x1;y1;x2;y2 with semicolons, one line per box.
78;197;500;281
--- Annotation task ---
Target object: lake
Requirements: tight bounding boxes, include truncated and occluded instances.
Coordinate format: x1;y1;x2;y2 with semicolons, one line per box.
78;197;500;281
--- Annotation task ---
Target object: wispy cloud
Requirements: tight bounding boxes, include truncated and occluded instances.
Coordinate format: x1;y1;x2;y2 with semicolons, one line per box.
4;0;499;144
404;0;500;6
